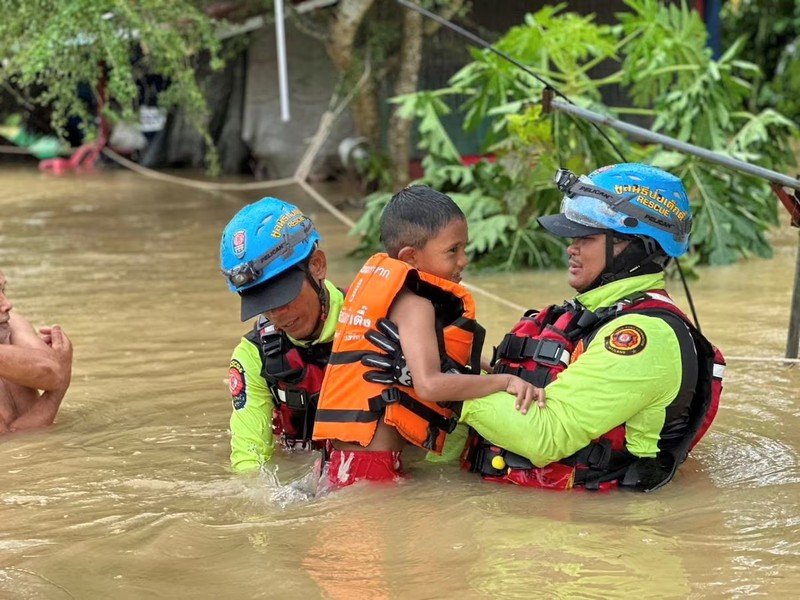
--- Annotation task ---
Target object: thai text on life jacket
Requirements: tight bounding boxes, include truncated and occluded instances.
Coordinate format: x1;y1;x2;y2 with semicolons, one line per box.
313;253;484;453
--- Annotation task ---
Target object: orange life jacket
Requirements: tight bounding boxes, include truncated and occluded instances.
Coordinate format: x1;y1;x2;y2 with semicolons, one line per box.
313;253;483;453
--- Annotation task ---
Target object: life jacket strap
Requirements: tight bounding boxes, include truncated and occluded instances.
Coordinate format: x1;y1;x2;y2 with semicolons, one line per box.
467;440;534;477
274;388;319;411
713;362;725;379
257;327;305;383
494;334;571;367
369;388;459;438
493;362;551;388
564;438;615;470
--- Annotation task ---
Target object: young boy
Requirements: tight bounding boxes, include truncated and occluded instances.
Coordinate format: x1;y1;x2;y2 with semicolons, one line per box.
312;185;541;487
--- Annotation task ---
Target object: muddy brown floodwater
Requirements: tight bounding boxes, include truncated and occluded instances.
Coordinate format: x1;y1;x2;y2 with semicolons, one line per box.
0;165;798;599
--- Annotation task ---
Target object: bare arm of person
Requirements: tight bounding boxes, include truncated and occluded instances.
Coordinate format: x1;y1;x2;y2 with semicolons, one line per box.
389;290;543;410
0;345;62;390
6;325;73;431
0;313;64;390
8;386;68;431
9;313;72;391
9;312;50;349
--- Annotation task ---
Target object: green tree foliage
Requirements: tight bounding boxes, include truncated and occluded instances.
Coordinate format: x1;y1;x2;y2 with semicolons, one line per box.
721;0;800;121
353;0;797;269
0;0;222;170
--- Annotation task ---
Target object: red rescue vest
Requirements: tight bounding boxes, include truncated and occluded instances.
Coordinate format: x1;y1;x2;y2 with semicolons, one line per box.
463;291;725;492
246;317;332;449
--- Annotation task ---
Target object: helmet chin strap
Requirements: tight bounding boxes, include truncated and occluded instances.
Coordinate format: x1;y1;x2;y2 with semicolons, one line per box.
315;277;329;324
596;231;618;288
308;269;329;322
587;232;668;291
296;259;329;338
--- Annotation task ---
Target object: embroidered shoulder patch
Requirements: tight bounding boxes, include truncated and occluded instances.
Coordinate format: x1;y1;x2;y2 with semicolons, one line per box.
604;324;647;356
229;359;247;410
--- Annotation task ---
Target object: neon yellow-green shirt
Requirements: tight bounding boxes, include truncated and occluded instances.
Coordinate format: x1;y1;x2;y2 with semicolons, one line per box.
459;273;684;467
228;281;343;472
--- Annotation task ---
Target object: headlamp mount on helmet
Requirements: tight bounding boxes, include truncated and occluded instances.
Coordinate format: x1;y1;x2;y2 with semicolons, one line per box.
222;218;316;290
555;168;621;206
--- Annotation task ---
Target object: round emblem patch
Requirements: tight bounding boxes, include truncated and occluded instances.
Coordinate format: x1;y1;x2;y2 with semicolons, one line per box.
232;229;246;259
604;324;647;356
229;359;247;409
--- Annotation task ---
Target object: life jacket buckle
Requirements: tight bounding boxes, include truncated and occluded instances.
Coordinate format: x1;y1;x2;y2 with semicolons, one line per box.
584;439;613;469
471;444;507;477
423;426;440;451
380;388;401;405
495;333;524;360
443;415;459;434
531;339;566;366
280;389;311;410
261;333;283;357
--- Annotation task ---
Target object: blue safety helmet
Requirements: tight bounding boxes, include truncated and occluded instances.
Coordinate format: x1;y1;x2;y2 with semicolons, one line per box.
220;198;321;320
539;163;692;258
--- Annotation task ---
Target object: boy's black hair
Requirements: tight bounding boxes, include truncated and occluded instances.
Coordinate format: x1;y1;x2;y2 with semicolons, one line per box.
380;185;466;258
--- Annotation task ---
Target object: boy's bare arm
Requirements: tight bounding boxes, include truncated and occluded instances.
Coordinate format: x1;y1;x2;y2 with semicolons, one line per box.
389;290;541;409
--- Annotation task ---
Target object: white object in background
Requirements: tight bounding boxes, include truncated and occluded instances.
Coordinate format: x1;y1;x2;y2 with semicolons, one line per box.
139;106;167;133
109;122;147;151
338;136;370;169
274;0;290;122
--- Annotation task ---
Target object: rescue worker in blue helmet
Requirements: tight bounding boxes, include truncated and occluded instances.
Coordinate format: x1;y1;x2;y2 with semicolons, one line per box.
220;198;345;472
454;162;725;491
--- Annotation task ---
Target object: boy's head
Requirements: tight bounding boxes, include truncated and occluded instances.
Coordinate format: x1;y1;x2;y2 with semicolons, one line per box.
380;185;469;283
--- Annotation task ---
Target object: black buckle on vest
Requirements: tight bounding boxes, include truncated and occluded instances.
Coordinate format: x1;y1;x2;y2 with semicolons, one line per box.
470;444;506;477
368;388;459;436
280;389;316;410
496;334;564;367
259;330;305;383
443;415;458;434
261;333;283;357
470;442;535;477
497;334;525;360
380;388;400;405
532;339;565;366
563;439;613;470
281;435;313;451
423;425;439;451
584;439;612;469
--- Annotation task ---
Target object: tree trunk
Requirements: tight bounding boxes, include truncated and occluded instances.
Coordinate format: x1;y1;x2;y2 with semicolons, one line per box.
352;80;379;142
387;8;423;188
326;0;374;70
326;0;378;140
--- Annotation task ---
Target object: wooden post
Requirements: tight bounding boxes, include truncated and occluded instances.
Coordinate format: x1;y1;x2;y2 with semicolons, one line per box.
787;230;800;359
